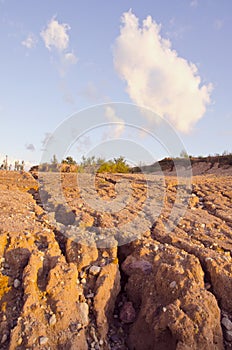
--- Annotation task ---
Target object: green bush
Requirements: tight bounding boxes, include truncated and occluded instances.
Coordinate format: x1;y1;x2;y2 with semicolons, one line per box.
97;156;130;173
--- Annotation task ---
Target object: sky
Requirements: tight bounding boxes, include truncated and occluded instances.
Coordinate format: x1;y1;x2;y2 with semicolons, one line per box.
0;0;232;168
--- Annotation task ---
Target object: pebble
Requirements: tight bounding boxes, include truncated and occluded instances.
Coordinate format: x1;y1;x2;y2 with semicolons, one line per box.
205;257;213;262
49;314;56;326
81;278;86;284
39;336;49;345
89;265;101;276
77;323;82;330
222;317;232;331
169;281;177;289
14;279;21;288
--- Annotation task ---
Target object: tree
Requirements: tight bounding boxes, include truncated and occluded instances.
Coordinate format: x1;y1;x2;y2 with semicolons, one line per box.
62;156;76;165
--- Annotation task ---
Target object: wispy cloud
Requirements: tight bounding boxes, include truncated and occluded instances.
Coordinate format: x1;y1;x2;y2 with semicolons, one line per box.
21;33;37;49
25;143;35;152
113;10;212;133
40;17;77;76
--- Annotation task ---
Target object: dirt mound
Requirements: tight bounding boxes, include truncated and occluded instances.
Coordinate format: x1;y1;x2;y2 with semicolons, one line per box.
0;170;232;349
133;155;232;176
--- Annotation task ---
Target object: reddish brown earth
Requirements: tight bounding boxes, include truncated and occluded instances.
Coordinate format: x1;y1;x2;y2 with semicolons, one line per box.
0;170;232;349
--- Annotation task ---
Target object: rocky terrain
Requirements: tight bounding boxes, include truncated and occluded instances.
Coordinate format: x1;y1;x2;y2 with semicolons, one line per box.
0;169;232;349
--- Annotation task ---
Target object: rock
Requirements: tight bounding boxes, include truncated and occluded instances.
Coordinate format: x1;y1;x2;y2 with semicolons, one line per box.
89;265;101;276
222;316;232;331
77;302;89;327
122;255;153;275
119;302;136;323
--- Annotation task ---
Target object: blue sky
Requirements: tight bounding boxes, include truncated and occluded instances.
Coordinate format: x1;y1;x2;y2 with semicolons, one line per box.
0;0;232;168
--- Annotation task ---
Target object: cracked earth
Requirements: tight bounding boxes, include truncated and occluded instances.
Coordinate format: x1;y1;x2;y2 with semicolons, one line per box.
1;170;232;349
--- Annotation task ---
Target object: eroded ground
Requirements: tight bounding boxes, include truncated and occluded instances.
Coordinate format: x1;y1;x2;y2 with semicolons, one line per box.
0;171;232;349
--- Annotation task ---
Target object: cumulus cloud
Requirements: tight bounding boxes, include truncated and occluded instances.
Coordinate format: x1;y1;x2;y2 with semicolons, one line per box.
25;143;35;152
40;17;70;51
21;33;37;49
40;17;77;76
113;10;212;133
104;106;125;138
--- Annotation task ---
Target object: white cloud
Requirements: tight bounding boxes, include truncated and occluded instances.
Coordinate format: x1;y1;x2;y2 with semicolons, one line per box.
40;17;70;51
21;33;37;49
113;10;212;133
104;106;125;138
40;17;77;76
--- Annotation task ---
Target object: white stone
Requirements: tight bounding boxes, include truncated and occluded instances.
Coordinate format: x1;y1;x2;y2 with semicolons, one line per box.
77;302;89;326
89;265;101;276
14;279;21;288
